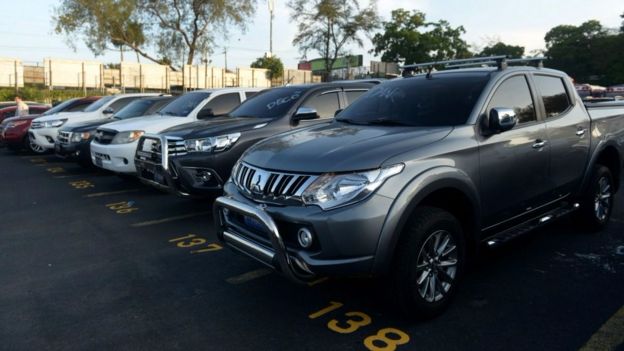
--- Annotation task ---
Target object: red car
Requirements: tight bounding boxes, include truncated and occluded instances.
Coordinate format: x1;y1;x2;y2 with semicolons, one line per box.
1;96;100;153
0;105;50;124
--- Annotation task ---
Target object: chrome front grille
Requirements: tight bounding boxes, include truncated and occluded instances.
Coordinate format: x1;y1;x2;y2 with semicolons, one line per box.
234;163;317;203
136;136;162;164
58;131;71;144
166;137;187;157
94;129;117;144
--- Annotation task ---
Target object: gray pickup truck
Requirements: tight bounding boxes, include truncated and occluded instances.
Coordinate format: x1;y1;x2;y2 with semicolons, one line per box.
213;57;624;318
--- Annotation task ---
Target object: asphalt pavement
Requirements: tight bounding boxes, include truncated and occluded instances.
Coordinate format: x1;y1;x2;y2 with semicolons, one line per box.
1;149;623;351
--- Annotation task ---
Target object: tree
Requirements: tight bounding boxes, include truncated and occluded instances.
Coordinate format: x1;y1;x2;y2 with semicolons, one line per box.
53;0;257;69
251;55;284;81
621;12;624;32
371;9;470;65
479;42;525;58
288;0;380;80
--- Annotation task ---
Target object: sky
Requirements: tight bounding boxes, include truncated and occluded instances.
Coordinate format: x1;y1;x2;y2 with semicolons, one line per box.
0;0;622;69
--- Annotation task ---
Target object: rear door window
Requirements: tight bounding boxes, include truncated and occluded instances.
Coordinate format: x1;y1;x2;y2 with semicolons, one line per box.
533;75;571;118
108;97;143;113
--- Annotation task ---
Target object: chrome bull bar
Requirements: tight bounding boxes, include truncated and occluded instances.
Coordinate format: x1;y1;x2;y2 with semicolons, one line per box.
213;196;313;283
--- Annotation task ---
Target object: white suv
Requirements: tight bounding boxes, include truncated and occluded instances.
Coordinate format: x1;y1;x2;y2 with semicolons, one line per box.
29;93;159;151
90;88;262;174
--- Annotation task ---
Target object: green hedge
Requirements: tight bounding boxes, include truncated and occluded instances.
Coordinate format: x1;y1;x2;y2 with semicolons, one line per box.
0;87;105;104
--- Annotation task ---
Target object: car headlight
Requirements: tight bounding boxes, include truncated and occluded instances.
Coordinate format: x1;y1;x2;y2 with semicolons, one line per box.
301;164;404;210
43;119;68;128
111;130;144;144
71;132;92;142
184;132;241;153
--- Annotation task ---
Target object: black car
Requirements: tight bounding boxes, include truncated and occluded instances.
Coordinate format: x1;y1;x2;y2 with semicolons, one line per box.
135;82;375;197
55;96;173;166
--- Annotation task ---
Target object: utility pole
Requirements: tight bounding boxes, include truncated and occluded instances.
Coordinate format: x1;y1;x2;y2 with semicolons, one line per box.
268;0;275;56
223;47;228;72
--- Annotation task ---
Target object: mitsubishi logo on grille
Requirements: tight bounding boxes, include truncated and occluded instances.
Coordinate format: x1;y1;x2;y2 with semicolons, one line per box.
250;174;263;194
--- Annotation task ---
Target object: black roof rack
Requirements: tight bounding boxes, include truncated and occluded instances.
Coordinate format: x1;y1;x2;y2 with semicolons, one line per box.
401;56;546;77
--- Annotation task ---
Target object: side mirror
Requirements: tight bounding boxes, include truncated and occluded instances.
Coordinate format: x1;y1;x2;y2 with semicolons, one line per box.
197;108;215;119
334;109;344;117
488;107;517;133
103;107;114;115
293;107;319;121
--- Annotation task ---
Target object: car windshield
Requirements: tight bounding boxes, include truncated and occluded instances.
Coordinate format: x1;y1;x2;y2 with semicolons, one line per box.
84;95;115;112
230;87;309;119
114;99;158;120
158;92;211;117
42;98;79;115
336;73;491;126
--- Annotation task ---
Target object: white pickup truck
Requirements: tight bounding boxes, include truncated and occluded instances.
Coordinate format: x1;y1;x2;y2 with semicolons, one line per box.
29;93;158;151
90;87;262;174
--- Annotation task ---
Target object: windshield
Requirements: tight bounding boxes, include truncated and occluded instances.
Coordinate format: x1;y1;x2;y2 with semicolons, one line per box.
84;95;115;112
337;74;490;126
158;92;211;117
114;99;158;120
42;98;79;115
230;87;309;119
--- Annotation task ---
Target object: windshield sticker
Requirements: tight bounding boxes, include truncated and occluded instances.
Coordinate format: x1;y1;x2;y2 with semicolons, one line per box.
266;91;303;110
369;87;406;104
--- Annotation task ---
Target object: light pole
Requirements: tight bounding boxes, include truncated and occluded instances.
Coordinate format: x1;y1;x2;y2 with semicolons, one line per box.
268;0;275;56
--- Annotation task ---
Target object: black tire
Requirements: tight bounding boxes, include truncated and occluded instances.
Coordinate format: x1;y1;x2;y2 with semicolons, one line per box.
578;165;614;231
392;206;465;319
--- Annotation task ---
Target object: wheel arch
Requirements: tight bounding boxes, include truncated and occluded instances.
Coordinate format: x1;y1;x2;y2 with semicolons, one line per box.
372;167;481;274
582;143;621;193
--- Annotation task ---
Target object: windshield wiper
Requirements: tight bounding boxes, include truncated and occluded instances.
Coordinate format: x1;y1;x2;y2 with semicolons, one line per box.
365;118;409;126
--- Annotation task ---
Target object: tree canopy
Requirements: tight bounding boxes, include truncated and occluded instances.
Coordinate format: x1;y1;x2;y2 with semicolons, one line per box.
371;9;470;65
479;42;525;58
251;55;284;81
288;0;380;80
53;0;256;70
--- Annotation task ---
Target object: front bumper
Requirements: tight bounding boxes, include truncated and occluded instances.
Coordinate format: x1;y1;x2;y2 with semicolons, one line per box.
90;141;138;174
213;182;393;282
55;140;91;162
29;127;58;150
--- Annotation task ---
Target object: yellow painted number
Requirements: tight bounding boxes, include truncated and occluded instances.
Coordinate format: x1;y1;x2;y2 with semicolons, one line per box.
309;301;344;319
176;238;207;248
47;167;64;174
190;243;223;254
363;328;410;351
105;201;138;214
70;180;94;189
327;311;372;334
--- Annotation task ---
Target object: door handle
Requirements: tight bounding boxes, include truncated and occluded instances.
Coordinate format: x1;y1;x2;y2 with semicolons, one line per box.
576;128;586;136
532;140;547;149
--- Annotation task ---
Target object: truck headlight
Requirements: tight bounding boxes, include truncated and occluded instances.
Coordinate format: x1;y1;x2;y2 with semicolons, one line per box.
111;130;144;144
184;132;240;153
301;164;404;210
43;119;68;128
71;132;92;142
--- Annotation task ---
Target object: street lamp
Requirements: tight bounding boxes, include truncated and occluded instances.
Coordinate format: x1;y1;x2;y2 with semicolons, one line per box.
268;0;275;56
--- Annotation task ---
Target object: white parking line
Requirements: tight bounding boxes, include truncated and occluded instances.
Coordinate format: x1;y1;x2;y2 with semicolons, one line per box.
580;305;624;351
130;211;211;228
226;268;272;284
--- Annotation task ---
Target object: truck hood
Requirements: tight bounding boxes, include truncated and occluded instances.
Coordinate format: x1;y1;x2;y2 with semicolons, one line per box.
34;111;96;123
61;118;117;132
99;115;193;133
243;122;453;173
161;117;272;139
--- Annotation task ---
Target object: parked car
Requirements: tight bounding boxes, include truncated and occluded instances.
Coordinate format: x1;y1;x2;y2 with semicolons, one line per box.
0;97;100;153
135;82;376;197
90;88;262;175
0;105;50;124
29;93;159;152
55;96;173;166
606;84;624;98
213;62;624;318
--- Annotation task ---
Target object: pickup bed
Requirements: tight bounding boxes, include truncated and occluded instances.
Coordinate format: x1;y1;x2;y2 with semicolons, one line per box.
213;61;624;318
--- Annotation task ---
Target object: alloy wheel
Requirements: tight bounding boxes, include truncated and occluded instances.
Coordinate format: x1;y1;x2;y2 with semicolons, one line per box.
594;176;612;222
415;230;458;303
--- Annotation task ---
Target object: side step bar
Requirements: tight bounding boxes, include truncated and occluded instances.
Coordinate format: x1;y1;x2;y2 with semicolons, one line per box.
485;202;580;248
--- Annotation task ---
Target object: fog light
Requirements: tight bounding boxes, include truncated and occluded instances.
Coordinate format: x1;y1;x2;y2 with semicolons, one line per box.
196;169;212;182
45;136;54;143
123;158;129;165
297;227;313;248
